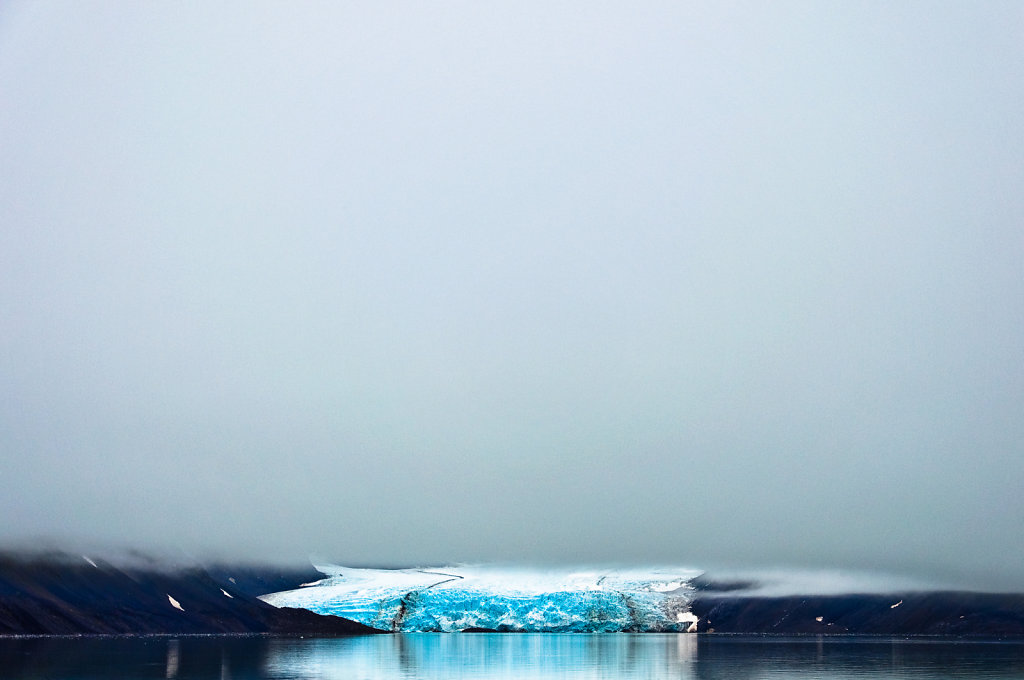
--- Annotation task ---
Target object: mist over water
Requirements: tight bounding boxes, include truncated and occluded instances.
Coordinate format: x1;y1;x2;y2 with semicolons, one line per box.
1;2;1022;590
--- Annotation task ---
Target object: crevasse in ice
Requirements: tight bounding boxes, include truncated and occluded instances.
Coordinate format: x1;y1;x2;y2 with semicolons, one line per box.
260;565;701;632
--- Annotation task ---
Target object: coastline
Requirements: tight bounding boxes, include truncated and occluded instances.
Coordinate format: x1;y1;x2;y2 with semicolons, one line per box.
3;553;1024;637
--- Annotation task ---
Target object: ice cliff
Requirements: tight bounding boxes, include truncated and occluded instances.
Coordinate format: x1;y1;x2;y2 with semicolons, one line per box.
260;566;701;632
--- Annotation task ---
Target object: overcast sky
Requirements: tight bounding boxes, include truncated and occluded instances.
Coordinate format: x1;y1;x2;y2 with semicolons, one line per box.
1;1;1022;589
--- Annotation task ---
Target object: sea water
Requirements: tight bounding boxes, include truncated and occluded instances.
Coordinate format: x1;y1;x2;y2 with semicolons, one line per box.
2;634;1024;679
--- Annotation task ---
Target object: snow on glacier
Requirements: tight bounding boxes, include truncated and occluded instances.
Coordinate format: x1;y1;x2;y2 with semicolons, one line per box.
260;565;702;632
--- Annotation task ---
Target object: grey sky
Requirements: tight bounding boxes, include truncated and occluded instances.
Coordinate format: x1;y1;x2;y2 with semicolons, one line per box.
1;1;1022;589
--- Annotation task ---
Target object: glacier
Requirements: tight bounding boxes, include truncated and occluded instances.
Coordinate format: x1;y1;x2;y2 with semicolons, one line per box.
260;565;702;632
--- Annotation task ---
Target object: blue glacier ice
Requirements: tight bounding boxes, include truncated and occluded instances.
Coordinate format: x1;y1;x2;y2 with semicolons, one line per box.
261;565;702;632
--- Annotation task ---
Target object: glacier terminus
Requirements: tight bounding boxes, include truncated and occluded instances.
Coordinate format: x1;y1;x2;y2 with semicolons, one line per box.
260;565;703;633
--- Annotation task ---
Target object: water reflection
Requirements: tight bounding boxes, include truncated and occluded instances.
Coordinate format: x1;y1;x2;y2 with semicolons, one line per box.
166;638;180;678
0;634;1023;679
265;634;697;679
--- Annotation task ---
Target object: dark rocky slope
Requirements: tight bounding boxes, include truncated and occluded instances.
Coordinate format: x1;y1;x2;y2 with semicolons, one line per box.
0;553;377;635
689;578;1024;636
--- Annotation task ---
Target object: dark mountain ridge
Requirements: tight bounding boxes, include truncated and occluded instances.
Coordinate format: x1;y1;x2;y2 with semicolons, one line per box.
688;576;1024;636
0;552;375;636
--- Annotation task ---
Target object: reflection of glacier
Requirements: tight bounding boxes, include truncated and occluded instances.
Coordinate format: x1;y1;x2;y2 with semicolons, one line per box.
261;566;701;632
265;634;699;679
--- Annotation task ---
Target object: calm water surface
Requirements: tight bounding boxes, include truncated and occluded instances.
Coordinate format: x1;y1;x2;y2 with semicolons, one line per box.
2;634;1024;679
